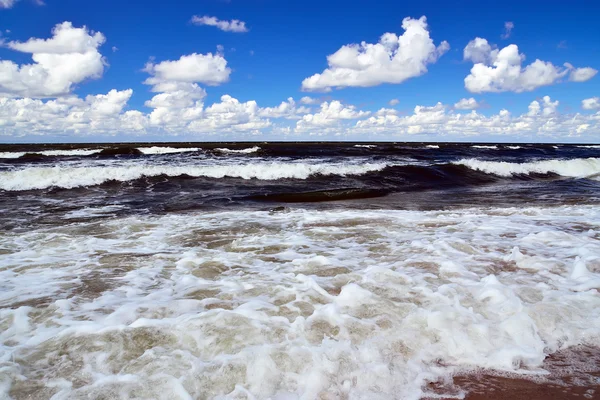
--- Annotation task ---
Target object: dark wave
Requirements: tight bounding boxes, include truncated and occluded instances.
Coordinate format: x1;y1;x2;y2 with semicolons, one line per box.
97;147;144;156
246;188;391;203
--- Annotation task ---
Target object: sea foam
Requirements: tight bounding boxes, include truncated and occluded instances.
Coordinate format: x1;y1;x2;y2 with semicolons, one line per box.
0;161;392;191
455;157;600;178
1;205;599;399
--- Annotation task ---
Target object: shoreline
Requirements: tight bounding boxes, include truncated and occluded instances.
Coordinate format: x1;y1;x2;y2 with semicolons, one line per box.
423;345;600;399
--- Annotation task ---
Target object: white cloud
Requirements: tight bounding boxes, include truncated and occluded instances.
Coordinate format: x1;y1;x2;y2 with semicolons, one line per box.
568;66;598;82
0;0;16;8
350;95;599;139
389;99;400;106
2;91;600;141
463;38;596;93
300;96;320;105
501;22;514;39
0;89;142;135
527;96;559;116
189;95;270;133
0;22;106;97
454;97;480;110
582;97;600;110
296;101;370;133
258;97;310;119
143;52;231;91
191;15;248;33
301;16;449;92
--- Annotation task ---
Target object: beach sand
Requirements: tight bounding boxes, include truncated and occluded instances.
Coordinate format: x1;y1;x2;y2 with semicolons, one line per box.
424;345;600;399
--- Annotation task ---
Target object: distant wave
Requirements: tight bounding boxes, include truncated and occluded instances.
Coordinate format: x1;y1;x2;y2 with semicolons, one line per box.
425;145;439;149
137;146;200;155
214;146;261;154
0;162;392;191
0;149;101;158
354;145;377;148
471;145;498;150
454;157;600;179
577;145;600;149
506;146;522;150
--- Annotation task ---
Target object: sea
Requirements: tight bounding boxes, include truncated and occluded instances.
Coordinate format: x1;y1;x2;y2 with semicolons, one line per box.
1;142;599;399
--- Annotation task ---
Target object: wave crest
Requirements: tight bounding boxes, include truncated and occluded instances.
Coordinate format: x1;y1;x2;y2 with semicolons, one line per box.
455;157;600;178
0;162;392;191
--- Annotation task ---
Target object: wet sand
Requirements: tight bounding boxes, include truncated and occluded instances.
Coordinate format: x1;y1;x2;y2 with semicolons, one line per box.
424;345;600;399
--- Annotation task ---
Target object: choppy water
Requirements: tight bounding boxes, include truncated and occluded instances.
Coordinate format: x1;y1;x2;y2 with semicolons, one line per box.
1;142;600;399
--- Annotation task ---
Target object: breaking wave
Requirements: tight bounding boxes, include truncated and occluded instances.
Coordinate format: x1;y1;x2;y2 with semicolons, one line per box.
0;162;392;191
455;157;600;178
0;149;101;158
137;146;200;155
214;146;261;154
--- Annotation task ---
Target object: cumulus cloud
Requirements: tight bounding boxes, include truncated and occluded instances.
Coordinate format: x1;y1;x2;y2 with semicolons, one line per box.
258;97;311;119
143;52;231;91
2;91;600;140
463;37;597;93
527;96;559;116
300;96;320;105
301;16;449;92
350;95;597;139
0;0;16;8
582;97;600;110
189;95;270;133
389;99;400;106
0;22;106;97
296;101;370;132
191;15;248;33
0;89;145;135
501;22;514;39
568;66;598;82
454;97;480;110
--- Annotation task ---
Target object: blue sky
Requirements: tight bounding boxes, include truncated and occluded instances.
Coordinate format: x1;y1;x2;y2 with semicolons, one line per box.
0;0;599;142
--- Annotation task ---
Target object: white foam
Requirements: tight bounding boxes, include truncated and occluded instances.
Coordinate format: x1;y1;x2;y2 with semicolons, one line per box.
454;157;600;179
0;149;101;158
426;145;440;149
577;145;600;149
354;144;377;148
0;152;25;159
137;146;200;155
507;146;522;150
0;161;392;191
214;146;261;154
472;145;498;149
1;205;599;399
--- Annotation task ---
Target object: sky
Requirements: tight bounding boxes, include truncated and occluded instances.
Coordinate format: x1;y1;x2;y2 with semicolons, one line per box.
0;0;599;143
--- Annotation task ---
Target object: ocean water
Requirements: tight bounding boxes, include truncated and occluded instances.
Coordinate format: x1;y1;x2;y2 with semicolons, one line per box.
0;142;599;399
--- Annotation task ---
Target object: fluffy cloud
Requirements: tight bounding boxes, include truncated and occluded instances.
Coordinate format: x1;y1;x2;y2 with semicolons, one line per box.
0;0;16;8
350;95;598;139
454;97;479;110
300;96;320;105
189;95;270;133
463;38;597;93
0;89;144;135
527;96;559;116
2;91;600;140
301;16;449;92
190;15;248;33
582;97;600;110
296;101;370;132
259;97;311;119
568;66;598;82
501;22;514;39
0;22;106;97
143;52;231;91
